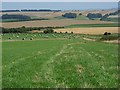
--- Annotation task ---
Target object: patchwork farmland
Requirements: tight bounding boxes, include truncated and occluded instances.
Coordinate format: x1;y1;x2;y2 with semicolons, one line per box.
1;7;119;88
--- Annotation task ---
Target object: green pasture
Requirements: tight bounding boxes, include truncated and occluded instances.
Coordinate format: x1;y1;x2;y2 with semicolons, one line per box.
2;33;118;88
65;23;119;28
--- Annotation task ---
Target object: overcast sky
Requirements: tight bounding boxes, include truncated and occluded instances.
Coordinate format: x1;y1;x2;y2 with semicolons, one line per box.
2;2;118;10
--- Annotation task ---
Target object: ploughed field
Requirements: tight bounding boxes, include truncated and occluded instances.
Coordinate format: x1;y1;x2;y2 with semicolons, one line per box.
1;19;115;28
2;33;118;88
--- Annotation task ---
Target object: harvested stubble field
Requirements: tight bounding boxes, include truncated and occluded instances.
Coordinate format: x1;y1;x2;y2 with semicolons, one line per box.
1;19;115;28
54;27;118;34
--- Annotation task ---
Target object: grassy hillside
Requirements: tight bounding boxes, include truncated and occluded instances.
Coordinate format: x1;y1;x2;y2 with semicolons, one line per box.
75;15;89;20
2;33;118;88
102;17;118;22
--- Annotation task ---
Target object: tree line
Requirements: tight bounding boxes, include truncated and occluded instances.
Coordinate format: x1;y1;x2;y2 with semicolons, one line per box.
1;9;61;12
100;10;120;20
86;10;120;20
1;14;31;20
1;26;64;33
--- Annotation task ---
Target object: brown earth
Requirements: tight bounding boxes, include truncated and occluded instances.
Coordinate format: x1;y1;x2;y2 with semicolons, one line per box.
1;19;115;28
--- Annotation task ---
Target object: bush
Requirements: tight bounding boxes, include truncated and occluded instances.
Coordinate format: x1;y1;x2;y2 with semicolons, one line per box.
100;32;116;41
104;32;111;35
79;13;82;15
65;31;68;34
30;38;33;40
104;32;108;35
22;38;25;40
54;31;57;33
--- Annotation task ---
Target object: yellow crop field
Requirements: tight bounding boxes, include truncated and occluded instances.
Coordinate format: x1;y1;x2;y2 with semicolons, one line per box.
54;27;118;34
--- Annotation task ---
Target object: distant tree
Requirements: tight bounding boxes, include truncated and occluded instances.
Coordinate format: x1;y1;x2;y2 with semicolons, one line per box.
22;26;25;28
71;32;73;34
104;32;111;35
104;32;108;35
54;31;57;33
79;13;82;15
43;28;54;34
65;31;68;34
107;33;111;35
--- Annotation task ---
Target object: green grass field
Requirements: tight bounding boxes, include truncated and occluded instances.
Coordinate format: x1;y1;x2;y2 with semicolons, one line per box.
65;23;119;28
102;17;119;22
2;33;118;88
75;15;89;20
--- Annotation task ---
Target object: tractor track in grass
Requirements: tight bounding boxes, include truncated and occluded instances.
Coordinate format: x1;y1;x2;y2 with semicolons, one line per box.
41;44;68;87
40;41;104;87
40;41;97;87
2;38;118;87
40;41;114;87
40;41;87;87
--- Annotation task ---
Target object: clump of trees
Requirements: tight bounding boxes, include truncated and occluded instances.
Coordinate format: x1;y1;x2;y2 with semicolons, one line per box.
2;26;29;33
100;10;120;21
1;26;64;33
100;32;118;41
87;13;102;19
86;10;120;21
43;28;54;34
1;14;31;20
62;13;77;18
109;10;120;15
103;32;111;35
100;14;109;20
